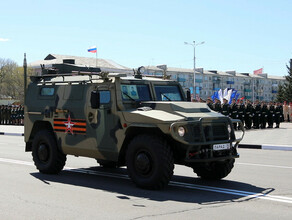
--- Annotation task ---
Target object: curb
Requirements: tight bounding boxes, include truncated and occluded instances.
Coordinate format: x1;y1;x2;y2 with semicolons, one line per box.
0;132;24;136
239;144;292;151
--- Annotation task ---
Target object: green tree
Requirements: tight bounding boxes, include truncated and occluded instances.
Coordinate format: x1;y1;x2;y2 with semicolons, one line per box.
276;84;286;102
284;60;292;102
277;59;292;102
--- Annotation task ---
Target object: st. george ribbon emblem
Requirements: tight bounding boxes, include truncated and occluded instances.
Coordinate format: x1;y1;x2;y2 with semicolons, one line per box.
54;115;86;135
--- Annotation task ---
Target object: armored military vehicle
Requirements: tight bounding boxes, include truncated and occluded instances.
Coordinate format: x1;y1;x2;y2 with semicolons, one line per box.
24;63;244;189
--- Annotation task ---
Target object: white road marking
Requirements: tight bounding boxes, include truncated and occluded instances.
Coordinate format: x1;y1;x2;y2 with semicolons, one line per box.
1;157;292;204
237;162;292;169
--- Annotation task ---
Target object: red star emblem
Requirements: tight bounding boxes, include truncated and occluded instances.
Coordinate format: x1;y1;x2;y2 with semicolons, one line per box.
64;115;75;134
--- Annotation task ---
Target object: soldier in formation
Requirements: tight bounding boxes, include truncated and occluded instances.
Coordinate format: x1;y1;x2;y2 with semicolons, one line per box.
229;99;239;129
0;105;24;125
206;98;214;110
221;98;230;116
267;101;275;128
209;98;286;129
252;100;261;129
237;99;245;129
261;101;268;129
213;98;222;113
245;100;253;129
274;102;283;128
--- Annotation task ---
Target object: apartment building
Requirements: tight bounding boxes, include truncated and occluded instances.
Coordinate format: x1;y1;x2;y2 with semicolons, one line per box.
29;54;286;102
144;66;286;101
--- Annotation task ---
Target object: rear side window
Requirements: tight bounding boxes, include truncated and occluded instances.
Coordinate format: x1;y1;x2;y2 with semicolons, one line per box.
40;87;54;96
100;91;111;104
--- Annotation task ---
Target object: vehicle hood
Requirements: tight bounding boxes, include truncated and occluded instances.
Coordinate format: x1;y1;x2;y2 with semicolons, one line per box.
122;102;224;123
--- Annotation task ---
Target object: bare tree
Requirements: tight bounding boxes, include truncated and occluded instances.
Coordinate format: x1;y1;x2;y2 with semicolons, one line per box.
0;58;34;103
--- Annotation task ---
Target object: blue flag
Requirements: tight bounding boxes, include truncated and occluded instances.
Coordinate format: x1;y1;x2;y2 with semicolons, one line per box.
211;91;217;101
229;89;237;104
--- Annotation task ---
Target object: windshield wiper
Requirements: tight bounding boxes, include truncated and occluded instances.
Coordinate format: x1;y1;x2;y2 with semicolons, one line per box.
122;92;136;102
160;92;172;101
122;92;142;108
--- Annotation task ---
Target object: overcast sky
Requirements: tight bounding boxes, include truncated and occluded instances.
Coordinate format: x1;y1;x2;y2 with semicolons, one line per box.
1;0;291;76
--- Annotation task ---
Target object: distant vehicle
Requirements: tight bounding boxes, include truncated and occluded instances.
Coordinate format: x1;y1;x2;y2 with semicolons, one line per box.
24;62;244;189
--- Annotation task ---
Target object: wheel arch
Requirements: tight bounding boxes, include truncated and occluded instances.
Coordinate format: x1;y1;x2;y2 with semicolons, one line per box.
25;121;55;152
117;126;171;166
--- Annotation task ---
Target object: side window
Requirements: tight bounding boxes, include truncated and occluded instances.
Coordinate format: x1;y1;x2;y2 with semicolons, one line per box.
100;90;111;104
40;87;54;96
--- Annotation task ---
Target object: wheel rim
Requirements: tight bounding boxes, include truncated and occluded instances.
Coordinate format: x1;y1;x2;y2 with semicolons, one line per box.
38;143;49;163
134;151;152;176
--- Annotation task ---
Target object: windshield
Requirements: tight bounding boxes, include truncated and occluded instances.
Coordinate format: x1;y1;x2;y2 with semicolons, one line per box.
154;85;183;101
121;84;152;101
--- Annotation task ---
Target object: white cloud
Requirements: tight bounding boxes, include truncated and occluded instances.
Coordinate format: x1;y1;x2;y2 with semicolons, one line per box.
0;38;10;42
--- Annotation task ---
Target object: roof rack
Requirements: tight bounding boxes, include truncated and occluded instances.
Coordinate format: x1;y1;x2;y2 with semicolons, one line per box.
30;63;105;83
41;63;102;75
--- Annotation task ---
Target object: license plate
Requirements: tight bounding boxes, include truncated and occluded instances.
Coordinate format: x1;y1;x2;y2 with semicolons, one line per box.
213;143;230;151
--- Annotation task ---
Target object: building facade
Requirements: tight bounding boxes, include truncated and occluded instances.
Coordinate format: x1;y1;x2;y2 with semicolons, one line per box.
30;54;286;102
144;66;286;102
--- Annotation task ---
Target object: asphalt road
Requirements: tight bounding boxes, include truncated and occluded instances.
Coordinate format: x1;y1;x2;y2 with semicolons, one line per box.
0;135;292;220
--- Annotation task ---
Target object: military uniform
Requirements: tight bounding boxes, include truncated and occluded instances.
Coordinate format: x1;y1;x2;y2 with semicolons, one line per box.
213;101;222;113
261;103;268;129
206;99;214;110
7;106;12;125
237;102;245;128
3;106;8;125
229;100;238;130
274;104;282;128
279;104;284;122
221;101;230;116
11;107;16;125
20;106;24;125
267;103;275;128
253;102;261;129
245;101;253;129
0;105;3;124
230;102;238;119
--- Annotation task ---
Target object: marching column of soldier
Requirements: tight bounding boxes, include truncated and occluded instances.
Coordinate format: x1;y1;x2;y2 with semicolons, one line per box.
0;105;24;125
206;98;289;129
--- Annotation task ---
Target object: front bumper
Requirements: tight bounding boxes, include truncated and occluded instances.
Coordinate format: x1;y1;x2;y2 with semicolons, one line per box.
170;117;244;162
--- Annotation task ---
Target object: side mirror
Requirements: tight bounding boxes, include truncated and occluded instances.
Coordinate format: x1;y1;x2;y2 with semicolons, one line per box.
90;91;100;109
186;90;191;102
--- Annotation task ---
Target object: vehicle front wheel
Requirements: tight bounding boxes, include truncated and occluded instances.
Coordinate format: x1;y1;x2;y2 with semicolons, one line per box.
32;130;66;174
193;159;235;180
126;135;174;190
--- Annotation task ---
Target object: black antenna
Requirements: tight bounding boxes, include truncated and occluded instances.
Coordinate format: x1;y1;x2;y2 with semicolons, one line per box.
23;53;27;103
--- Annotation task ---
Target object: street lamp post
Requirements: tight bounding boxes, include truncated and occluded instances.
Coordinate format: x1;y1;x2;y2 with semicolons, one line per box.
184;41;205;101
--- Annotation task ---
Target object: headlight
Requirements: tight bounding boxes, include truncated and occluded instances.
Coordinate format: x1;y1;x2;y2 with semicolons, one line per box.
178;126;185;137
227;124;232;133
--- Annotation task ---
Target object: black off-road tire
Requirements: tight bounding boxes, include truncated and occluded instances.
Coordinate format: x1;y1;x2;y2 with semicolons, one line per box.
193;159;235;180
32;130;66;174
126;134;174;190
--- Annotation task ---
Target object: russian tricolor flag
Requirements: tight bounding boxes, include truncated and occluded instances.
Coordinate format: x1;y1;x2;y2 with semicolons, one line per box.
88;46;97;53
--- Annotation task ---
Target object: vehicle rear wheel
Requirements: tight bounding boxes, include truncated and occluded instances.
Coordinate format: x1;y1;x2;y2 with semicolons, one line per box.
193;159;235;180
32;130;66;174
126;134;174;190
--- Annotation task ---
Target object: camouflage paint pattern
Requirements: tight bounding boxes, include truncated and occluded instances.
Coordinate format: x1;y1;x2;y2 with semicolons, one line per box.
25;73;244;165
